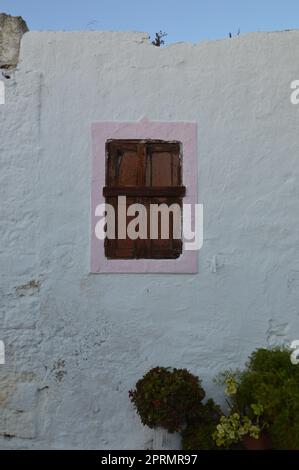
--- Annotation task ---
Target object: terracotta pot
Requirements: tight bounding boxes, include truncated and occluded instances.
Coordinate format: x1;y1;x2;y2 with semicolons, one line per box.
242;434;269;450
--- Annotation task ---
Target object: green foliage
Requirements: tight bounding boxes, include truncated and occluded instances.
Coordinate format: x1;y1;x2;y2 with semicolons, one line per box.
213;412;262;448
234;348;299;449
182;399;221;450
129;348;299;449
212;373;265;448
182;423;217;450
129;367;205;433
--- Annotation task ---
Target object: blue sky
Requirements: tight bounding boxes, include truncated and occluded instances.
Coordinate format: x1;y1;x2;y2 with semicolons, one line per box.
2;0;299;44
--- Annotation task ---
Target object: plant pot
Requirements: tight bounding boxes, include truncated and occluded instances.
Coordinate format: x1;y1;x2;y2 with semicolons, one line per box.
152;427;181;450
242;434;269;450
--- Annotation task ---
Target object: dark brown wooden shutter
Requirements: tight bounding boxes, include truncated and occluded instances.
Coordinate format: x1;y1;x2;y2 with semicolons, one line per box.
103;140;185;259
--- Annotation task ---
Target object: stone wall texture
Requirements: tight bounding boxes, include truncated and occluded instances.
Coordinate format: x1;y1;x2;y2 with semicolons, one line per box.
0;14;28;68
0;29;299;449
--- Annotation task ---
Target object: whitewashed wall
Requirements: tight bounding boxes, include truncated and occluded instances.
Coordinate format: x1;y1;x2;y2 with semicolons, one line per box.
0;30;299;449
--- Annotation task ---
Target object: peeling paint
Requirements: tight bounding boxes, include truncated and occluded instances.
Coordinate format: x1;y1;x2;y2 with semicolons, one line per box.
15;280;40;296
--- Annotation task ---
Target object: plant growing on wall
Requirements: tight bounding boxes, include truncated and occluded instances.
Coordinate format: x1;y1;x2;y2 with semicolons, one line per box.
129;367;205;433
151;31;167;46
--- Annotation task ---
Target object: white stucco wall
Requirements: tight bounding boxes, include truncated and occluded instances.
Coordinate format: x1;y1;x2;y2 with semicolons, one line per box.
0;29;299;449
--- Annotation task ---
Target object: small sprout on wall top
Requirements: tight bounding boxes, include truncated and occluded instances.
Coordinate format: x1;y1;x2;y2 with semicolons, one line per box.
151;31;167;47
228;28;241;38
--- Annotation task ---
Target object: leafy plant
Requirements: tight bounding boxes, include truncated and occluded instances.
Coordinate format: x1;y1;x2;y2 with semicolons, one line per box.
213;408;264;448
129;367;205;433
213;372;266;448
234;347;299;449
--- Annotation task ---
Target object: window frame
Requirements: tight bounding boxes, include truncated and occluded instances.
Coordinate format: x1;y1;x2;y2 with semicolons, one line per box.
91;118;198;273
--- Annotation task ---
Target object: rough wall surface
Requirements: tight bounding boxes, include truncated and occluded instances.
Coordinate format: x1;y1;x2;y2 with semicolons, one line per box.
0;30;299;449
0;14;28;68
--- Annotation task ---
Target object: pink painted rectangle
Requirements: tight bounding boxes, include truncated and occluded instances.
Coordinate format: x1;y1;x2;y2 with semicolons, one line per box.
91;118;198;273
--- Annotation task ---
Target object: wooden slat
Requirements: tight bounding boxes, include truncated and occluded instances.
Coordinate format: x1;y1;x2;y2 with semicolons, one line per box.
103;186;186;197
104;139;184;260
137;143;146;185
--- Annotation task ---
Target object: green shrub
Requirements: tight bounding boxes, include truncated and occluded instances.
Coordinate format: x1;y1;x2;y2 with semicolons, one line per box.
182;399;221;450
182;422;218;450
129;367;205;433
235;348;299;449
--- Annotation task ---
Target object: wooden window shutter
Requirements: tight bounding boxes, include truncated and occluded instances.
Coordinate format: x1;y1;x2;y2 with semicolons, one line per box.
103;140;185;259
